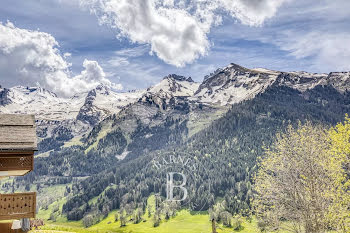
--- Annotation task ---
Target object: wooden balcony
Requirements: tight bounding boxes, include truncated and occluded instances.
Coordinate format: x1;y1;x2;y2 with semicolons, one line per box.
0;192;36;220
0;152;34;177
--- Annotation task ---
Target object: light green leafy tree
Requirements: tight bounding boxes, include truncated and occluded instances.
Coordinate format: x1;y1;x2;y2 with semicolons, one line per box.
253;121;349;233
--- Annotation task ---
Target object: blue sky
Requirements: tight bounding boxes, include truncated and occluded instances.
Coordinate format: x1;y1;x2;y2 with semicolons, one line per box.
0;0;349;94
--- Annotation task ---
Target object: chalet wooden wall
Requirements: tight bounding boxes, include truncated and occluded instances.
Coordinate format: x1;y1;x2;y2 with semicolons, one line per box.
0;192;36;220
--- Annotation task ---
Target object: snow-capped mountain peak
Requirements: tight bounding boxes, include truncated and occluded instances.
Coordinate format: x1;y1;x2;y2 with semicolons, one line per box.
147;74;199;98
194;63;279;106
0;84;144;142
138;74;200;111
163;74;194;82
194;63;350;106
76;84;144;125
0;85;81;120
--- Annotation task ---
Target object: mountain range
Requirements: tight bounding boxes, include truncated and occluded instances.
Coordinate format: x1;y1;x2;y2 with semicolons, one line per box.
1;63;350;222
1;63;349;154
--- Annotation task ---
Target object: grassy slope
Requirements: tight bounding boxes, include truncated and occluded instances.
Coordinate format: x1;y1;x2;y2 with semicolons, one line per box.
85;121;113;153
187;106;227;138
63;136;84;148
32;195;290;233
35;210;262;233
35;195;262;233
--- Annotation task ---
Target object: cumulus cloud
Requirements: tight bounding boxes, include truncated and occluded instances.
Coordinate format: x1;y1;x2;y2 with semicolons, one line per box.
59;59;122;95
0;21;121;97
81;0;287;67
218;0;287;26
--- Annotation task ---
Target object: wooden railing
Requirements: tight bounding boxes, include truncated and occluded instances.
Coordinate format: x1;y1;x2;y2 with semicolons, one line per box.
0;192;36;220
0;153;34;176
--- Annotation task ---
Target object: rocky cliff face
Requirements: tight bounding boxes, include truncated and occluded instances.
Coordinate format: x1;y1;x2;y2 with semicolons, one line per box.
0;87;12;105
77;85;115;126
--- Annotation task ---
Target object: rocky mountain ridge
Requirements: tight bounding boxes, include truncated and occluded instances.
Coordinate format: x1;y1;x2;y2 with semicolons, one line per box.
1;63;349;153
194;63;350;106
2;63;349;122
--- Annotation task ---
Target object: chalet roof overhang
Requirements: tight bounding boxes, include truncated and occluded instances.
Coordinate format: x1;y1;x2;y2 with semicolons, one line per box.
0;114;37;152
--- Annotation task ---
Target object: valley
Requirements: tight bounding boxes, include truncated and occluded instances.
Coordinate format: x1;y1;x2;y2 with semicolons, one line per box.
1;63;350;232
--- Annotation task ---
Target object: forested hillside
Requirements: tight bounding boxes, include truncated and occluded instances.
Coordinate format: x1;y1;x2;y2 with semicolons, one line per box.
58;84;350;221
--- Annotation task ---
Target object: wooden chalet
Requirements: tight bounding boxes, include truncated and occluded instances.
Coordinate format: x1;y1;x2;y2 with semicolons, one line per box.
0;114;37;231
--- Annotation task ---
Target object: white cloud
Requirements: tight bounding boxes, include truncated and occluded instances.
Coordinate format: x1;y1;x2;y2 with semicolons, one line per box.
114;45;149;57
108;45;148;67
81;0;287;67
218;0;288;26
63;52;72;58
207;0;350;73
276;31;350;72
0;21;121;97
243;0;350;72
63;59;123;94
108;57;129;67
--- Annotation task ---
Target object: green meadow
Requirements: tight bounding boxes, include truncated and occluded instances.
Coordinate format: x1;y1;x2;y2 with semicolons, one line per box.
33;195;263;233
32;209;262;233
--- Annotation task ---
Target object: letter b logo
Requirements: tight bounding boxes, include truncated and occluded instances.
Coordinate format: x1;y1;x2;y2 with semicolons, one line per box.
166;172;188;201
